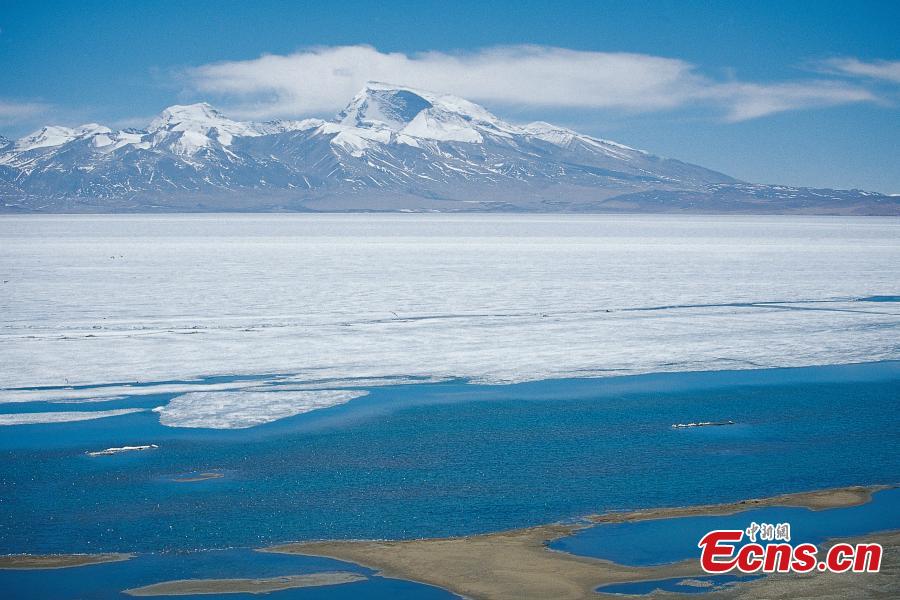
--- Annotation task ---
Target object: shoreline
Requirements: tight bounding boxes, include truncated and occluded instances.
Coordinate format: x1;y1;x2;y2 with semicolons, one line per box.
3;352;898;409
265;523;703;600
588;484;888;524
263;484;895;600
2;484;895;597
122;572;366;596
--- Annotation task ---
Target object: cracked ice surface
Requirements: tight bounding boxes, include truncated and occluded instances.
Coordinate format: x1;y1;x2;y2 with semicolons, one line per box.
154;390;368;429
1;214;898;428
0;408;145;426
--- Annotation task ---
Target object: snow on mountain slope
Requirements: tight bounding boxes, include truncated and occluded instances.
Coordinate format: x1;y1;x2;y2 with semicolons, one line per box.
148;103;254;138
146;103;325;155
13;124;111;152
339;85;434;129
0;83;894;214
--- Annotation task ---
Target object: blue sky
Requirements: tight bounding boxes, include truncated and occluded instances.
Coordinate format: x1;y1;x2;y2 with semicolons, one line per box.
1;0;898;192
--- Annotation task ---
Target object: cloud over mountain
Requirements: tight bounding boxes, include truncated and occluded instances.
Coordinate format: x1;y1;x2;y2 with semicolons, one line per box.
185;45;877;122
0;99;49;124
818;58;900;84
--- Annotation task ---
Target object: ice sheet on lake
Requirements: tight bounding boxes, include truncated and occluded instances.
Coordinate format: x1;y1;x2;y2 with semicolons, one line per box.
0;408;145;425
0;381;265;404
245;376;452;391
1;215;899;428
154;390;368;429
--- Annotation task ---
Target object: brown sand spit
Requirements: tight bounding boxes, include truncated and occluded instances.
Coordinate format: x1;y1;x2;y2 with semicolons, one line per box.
123;572;366;596
589;484;887;524
0;553;133;570
266;524;703;600
264;484;894;600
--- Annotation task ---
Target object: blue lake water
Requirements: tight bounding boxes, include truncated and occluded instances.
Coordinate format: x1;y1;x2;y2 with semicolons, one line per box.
1;361;898;556
551;487;900;566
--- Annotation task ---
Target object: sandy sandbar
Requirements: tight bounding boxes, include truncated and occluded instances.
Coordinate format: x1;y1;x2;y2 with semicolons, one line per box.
589;484;886;524
264;484;892;600
267;523;706;600
0;552;133;570
123;572;366;596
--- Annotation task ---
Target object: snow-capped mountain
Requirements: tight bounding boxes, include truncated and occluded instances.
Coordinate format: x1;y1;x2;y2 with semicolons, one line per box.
0;84;896;214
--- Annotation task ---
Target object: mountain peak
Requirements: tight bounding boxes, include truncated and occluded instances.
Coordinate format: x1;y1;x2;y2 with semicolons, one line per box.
338;83;434;130
336;82;512;143
161;101;217;114
147;102;265;154
361;81;419;94
13;124;112;152
149;103;234;132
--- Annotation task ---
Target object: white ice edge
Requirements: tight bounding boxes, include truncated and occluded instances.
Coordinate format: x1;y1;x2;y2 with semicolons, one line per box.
0;408;145;426
86;444;158;456
0;376;447;405
0;381;266;404
153;390;368;429
244;375;452;391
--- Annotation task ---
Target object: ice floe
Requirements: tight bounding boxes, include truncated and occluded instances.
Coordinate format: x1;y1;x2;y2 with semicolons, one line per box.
153;390;368;429
671;420;736;429
86;444;158;456
0;409;145;426
0;381;265;404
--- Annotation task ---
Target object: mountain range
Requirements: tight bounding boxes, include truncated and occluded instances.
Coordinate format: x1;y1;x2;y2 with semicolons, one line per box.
1;83;896;214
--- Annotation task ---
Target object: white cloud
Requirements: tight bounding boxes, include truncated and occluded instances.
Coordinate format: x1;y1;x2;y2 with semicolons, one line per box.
0;99;48;124
819;58;900;83
707;81;877;122
184;45;878;122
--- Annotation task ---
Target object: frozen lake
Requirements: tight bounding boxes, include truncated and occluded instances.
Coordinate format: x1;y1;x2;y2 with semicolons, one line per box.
1;215;898;598
1;214;899;427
